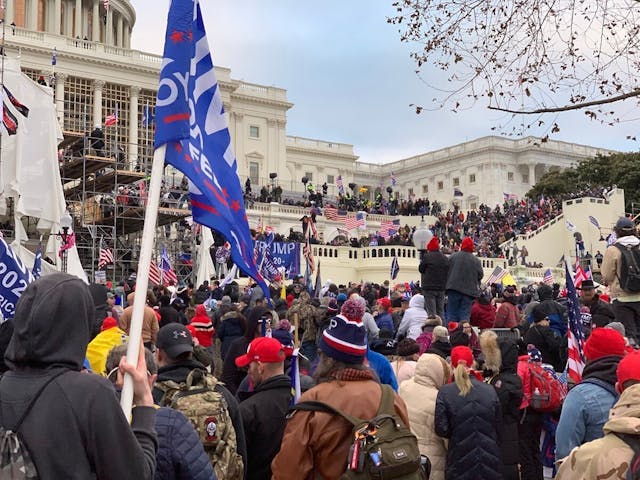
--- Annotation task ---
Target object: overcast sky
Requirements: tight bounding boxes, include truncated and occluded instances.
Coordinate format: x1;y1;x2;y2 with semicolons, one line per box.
130;1;640;164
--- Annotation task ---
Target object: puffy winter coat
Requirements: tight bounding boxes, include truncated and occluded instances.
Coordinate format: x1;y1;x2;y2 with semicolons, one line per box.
399;354;450;480
419;250;449;291
494;299;520;329
217;311;245;359
397;295;428;340
435;378;503;480
445;251;483;298
470;301;496;330
601;235;640;300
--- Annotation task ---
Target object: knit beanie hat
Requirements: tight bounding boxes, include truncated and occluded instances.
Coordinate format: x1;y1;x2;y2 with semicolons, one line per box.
461;237;474;252
451;346;474;368
527;344;543;362
427;237;440;252
341;298;366;322
433;325;449;341
617;350;640;387
583;327;626;361
319;314;367;364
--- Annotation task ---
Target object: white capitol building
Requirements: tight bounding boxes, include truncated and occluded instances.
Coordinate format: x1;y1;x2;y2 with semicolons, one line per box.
0;0;620;284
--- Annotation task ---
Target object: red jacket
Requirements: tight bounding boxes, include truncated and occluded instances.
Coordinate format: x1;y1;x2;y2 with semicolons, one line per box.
516;355;532;409
470;301;496;330
189;305;214;347
494;301;520;329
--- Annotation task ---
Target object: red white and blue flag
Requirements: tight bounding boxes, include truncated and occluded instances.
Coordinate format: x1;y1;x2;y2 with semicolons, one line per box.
573;261;587;288
336;175;344;195
155;0;269;300
565;261;585;383
380;218;400;239
160;247;178;286
542;268;554;285
104;106;118;127
503;192;518;202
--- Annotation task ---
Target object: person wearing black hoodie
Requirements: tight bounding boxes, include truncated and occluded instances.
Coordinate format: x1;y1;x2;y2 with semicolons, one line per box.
481;331;523;480
419;236;449;318
523;305;565;372
0;273;157;479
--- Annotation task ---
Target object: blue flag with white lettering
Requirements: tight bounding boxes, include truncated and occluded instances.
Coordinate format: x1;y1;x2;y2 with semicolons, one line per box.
155;0;269;300
0;238;34;319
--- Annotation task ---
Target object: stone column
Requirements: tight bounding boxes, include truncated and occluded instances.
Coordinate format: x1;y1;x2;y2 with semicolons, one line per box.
116;14;123;47
53;0;62;34
5;0;14;26
64;0;73;35
231;111;244;166
124;23;130;48
55;73;67;128
528;163;536;186
105;7;113;45
28;0;38;30
91;0;99;41
267;118;277;177
74;0;82;37
128;86;139;170
92;79;104;128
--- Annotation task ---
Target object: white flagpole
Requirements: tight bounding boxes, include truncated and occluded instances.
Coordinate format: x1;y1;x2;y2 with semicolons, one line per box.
120;144;166;419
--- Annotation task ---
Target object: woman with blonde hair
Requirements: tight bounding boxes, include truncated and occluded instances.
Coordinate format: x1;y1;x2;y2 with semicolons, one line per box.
399;353;451;480
435;346;503;480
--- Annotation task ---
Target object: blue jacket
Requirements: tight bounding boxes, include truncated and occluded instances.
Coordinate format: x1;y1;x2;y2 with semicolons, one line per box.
366;349;398;392
555;356;620;461
375;312;395;335
155;407;216;480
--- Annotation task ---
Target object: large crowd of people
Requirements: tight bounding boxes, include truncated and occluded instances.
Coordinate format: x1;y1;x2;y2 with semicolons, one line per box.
2;214;638;479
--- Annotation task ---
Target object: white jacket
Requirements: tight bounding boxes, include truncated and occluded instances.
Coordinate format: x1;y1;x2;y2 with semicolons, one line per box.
399;353;450;480
397;295;428;340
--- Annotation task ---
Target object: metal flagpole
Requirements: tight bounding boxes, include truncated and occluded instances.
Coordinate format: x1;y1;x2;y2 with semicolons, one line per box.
0;0;7;171
120;144;166;419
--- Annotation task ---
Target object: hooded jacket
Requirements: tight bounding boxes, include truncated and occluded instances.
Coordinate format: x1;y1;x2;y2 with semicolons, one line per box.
419;249;449;291
556;383;640;479
445;250;484;298
217;310;245;358
531;285;567;337
0;273;157;479
399;354;450;480
555;355;622;460
239;374;292;480
602;234;640;299
190;304;214;348
494;296;520;329
396;294;428;340
470;300;496;330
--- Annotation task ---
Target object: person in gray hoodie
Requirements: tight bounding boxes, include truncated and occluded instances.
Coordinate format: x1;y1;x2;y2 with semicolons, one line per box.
0;273;157;479
445;237;484;323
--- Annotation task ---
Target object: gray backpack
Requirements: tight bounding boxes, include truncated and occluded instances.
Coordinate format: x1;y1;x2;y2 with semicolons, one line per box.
0;371;65;480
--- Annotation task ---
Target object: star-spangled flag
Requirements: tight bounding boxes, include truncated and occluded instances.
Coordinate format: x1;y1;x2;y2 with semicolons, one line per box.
574;261;587;288
324;205;338;221
32;242;42;279
336;175;344;195
565;261;585;384
542;268;554;285
104;106;118;126
503;192;518;202
160;246;178;285
380;218;401;240
155;0;269;301
390;256;399;280
98;246;114;270
149;260;162;285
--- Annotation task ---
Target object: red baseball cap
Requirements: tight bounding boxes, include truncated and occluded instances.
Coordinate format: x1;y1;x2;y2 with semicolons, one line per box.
617;350;640;387
235;337;286;368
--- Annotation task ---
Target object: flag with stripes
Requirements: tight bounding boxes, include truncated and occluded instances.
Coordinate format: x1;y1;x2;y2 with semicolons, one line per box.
324;205;338;221
485;265;507;286
32;242;42;279
104;106;118;126
336;175;344;195
542;268;554;285
574;262;587;288
565;261;585;383
302;235;315;275
160;247;178;285
503;192;518;202
343;214;364;231
588;215;600;229
98;246;114;270
380;218;401;239
390;256;399;280
149;260;162;286
584;265;593;280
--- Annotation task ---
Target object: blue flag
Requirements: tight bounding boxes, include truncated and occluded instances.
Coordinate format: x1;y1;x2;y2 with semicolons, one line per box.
155;0;269;300
142;103;153;128
51;47;57;66
390;256;399;280
32;242;42;279
0;238;34;319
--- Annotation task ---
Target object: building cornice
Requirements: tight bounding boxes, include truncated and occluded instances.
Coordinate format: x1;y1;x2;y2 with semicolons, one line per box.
286;145;358;162
231;92;293;110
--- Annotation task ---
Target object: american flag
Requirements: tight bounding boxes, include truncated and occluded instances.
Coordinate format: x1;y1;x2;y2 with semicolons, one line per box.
149;260;162;286
324;205;338;221
503;192;518;202
485;265;508;286
336;175;344;195
380;218;401;239
160;247;178;285
343;213;363;231
390;256;399;280
104;106;118;126
542;268;554;285
565;261;586;383
390;172;396;187
98;246;114;270
303;236;315;274
574;262;587;288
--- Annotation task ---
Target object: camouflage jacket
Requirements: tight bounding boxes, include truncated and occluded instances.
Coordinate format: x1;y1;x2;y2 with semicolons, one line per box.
286;291;321;343
556;383;640;479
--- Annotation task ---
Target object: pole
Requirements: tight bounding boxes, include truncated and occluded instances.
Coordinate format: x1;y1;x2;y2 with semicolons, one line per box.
120;144;166;420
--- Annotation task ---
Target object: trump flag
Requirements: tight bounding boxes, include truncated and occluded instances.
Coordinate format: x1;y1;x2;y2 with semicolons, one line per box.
155;0;269;299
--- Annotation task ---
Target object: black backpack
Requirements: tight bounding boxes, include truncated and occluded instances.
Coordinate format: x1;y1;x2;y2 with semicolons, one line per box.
0;371;66;480
292;385;427;480
614;244;640;292
614;433;640;480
